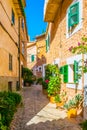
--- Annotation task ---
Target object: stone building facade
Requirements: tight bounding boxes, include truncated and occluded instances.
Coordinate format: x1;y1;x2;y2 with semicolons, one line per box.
44;0;87;119
27;42;37;76
0;0;28;91
35;33;46;78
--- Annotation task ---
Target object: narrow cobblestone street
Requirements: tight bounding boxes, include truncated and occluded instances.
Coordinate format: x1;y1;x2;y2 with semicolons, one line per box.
10;85;82;130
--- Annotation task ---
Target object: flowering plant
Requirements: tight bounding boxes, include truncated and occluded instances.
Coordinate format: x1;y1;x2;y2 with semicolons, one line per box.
45;79;49;83
69;36;87;73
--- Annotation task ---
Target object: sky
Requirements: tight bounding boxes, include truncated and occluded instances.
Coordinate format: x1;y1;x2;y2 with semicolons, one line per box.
25;0;47;41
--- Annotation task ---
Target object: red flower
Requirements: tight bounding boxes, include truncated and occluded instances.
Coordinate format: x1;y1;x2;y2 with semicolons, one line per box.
45;79;49;83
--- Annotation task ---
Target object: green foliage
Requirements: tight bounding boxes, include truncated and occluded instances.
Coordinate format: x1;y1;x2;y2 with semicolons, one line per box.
0;91;22;129
45;64;59;80
46;64;61;96
22;67;35;86
55;94;62;103
80;120;87;130
69;36;87;76
42;80;49;89
64;99;76;110
47;76;61;96
36;78;43;85
64;93;83;110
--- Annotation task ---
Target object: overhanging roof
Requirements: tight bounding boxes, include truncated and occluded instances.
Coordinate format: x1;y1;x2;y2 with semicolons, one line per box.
44;0;63;22
13;0;26;17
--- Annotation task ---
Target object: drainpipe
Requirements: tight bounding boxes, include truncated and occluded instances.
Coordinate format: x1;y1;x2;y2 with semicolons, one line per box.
18;17;21;90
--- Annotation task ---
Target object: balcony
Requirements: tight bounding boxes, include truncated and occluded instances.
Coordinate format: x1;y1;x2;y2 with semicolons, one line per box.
44;0;63;22
12;0;26;17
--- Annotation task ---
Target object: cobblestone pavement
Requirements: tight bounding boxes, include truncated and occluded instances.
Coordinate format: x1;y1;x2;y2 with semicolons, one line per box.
10;85;82;130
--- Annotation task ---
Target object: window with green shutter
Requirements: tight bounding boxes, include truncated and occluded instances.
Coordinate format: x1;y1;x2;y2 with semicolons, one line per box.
74;60;78;83
63;65;68;83
31;55;34;62
46;34;50;52
68;2;79;29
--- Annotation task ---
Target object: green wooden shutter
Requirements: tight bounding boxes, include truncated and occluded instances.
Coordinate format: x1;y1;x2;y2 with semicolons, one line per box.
68;10;70;30
60;67;64;74
68;2;79;27
46;39;48;52
74;60;78;83
31;55;34;62
63;65;68;83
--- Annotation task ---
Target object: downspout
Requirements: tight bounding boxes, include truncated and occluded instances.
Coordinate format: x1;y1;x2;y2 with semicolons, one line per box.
18;17;21;90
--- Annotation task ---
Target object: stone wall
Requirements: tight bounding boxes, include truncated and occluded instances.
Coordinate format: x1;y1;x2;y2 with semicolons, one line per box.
0;76;18;91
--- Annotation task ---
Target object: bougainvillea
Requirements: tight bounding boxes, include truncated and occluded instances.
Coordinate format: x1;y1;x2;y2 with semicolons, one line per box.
69;36;87;73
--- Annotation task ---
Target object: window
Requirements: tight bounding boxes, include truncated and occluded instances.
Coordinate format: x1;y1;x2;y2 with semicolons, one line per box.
11;9;15;25
38;66;42;72
16;81;19;91
9;54;12;70
66;0;82;38
22;42;24;55
46;33;50;52
21;19;24;29
68;2;79;30
31;55;35;62
60;61;78;83
8;82;12;91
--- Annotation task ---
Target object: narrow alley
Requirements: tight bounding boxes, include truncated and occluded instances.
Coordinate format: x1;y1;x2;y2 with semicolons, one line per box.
10;85;82;130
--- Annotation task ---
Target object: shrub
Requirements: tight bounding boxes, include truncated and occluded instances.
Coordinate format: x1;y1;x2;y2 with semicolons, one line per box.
47;76;61;96
22;67;34;86
0;91;22;129
36;78;43;85
80;120;87;130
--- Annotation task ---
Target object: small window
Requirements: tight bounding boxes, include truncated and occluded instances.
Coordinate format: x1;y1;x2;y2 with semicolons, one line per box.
68;2;79;31
31;55;35;62
16;81;19;91
11;9;15;25
9;54;12;71
21;19;24;29
38;66;42;72
8;81;12;91
22;42;24;55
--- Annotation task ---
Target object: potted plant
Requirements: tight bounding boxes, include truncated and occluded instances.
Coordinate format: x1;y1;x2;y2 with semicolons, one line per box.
64;98;77;118
55;91;67;108
47;76;61;103
22;67;34;86
55;94;64;108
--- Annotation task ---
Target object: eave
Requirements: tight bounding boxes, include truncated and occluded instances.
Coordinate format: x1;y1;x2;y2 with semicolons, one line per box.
13;0;25;17
44;0;63;22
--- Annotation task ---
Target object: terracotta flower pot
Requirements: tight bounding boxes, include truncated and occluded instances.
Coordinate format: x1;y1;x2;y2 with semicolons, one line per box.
67;108;77;118
50;96;55;103
56;101;64;107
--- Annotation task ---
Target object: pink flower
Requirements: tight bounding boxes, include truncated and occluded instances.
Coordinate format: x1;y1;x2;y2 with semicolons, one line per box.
78;42;81;46
45;79;49;83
